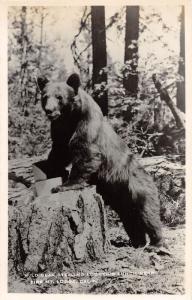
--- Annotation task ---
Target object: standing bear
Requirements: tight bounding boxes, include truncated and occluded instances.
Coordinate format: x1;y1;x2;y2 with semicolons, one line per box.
37;73;163;248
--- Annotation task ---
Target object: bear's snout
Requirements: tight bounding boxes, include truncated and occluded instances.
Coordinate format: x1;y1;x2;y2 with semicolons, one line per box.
46;110;61;121
44;97;61;121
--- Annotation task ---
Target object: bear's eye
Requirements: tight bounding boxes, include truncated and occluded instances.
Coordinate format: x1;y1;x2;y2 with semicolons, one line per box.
55;95;63;101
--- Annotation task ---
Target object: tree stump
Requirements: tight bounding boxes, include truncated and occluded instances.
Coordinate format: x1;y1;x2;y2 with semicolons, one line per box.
9;186;107;277
8;155;185;279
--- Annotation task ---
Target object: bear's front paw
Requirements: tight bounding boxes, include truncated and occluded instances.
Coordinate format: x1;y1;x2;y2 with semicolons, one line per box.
51;185;63;193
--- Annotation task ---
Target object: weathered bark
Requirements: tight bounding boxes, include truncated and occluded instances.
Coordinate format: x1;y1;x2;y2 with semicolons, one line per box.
8;156;44;205
9;186;107;277
152;74;185;129
140;156;185;225
91;6;108;116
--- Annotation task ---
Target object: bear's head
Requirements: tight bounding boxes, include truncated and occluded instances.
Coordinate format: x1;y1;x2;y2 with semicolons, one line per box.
37;74;81;121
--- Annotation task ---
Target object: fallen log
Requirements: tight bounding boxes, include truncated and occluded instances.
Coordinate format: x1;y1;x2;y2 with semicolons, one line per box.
8;155;185;224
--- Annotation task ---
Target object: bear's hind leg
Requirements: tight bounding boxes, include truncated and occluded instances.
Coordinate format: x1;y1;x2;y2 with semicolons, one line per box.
142;199;163;247
121;213;147;248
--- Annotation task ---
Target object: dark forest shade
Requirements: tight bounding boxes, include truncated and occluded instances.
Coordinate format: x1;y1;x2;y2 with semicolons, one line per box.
91;6;108;116
177;6;185;112
123;6;139;95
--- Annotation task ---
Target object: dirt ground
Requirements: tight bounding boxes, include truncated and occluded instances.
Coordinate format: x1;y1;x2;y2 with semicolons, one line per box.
9;224;185;294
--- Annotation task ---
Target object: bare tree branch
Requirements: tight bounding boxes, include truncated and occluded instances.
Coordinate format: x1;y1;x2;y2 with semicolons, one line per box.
71;7;123;71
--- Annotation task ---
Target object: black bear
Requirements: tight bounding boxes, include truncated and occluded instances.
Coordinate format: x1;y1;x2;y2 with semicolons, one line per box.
35;76;78;181
37;74;163;248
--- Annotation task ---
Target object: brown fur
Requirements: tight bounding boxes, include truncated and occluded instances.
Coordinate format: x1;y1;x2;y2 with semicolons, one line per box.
38;74;163;248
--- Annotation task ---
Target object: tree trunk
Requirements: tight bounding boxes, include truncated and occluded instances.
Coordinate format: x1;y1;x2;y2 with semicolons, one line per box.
176;6;185;112
20;6;28;99
9;186;107;279
37;11;44;69
91;6;108;116
123;6;139;95
34;9;45;102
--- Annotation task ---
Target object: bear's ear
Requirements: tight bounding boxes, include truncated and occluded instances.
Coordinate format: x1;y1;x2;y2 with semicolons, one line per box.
37;76;49;92
66;73;81;95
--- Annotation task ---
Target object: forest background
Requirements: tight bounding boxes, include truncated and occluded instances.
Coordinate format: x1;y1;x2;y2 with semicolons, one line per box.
8;5;185;160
